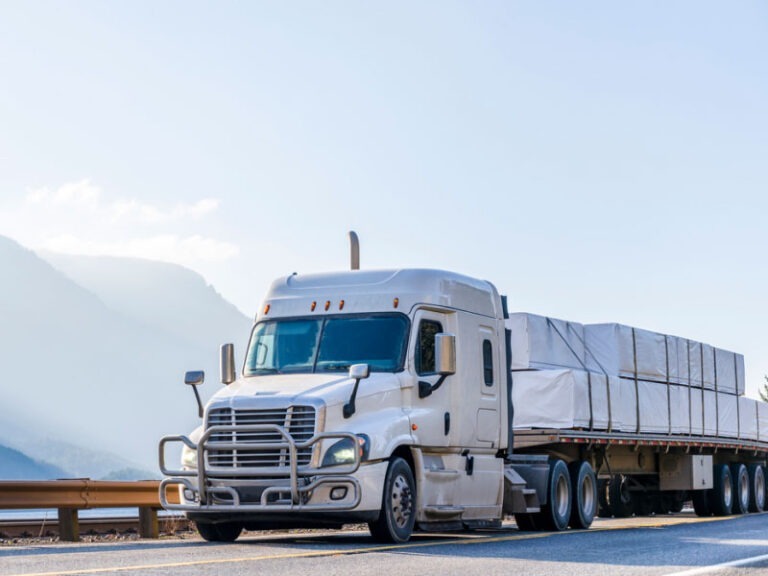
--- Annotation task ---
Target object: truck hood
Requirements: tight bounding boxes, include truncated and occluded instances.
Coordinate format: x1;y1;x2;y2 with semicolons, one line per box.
206;372;399;409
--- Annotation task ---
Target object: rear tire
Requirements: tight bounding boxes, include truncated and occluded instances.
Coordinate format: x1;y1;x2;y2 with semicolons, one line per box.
539;459;572;531
514;512;540;531
608;475;634;518
692;490;711;517
368;457;416;543
196;521;243;542
731;464;749;515
568;461;597;529
748;464;766;512
708;464;733;516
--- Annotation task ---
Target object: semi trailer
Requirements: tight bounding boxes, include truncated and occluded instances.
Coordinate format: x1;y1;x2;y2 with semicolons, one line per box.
159;250;768;543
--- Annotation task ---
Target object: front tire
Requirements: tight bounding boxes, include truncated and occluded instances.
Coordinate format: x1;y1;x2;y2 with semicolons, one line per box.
196;521;243;542
369;457;416;543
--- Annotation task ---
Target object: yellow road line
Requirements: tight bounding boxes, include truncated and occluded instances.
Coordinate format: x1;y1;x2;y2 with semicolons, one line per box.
3;514;741;576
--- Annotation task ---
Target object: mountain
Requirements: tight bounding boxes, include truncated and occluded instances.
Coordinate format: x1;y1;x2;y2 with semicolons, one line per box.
42;253;251;352
0;444;67;480
0;235;252;477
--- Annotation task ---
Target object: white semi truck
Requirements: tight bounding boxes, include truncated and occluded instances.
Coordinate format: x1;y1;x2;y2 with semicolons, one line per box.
159;247;768;543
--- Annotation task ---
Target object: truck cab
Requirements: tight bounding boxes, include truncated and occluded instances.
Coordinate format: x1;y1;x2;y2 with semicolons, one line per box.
160;268;511;542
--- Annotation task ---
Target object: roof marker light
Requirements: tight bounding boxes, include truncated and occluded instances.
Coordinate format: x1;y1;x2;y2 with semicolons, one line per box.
339;300;345;310
311;301;317;312
393;297;399;309
325;301;331;311
264;304;271;315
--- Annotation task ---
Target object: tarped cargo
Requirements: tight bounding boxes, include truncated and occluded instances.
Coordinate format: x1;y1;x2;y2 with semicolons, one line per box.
669;385;691;435
512;368;755;441
507;313;586;371
717;393;739;438
584;324;669;383
511;369;624;431
739;396;758;440
637;380;669;434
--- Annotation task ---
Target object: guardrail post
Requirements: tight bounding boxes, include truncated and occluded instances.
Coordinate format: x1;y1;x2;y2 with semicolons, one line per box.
138;507;159;539
58;508;79;542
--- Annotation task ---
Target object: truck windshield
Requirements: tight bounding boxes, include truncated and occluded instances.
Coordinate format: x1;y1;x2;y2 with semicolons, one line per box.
244;314;409;376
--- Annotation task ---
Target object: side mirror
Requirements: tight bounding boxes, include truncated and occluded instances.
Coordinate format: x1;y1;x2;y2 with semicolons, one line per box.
220;343;236;385
348;363;370;380
419;333;456;399
344;364;370;418
185;370;205;386
184;370;205;418
435;333;456;375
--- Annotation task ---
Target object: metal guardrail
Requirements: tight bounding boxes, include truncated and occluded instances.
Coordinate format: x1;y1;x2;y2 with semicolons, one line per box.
0;480;180;542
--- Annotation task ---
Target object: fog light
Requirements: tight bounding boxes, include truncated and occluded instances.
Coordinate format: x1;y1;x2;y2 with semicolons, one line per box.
183;489;196;501
330;487;348;501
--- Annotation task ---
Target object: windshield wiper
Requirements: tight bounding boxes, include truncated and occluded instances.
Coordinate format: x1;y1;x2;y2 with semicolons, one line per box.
319;363;351;372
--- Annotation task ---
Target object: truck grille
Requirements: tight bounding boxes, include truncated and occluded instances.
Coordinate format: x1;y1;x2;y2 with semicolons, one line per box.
206;406;317;469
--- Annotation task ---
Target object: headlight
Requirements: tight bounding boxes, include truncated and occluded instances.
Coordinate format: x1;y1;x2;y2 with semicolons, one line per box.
181;443;198;469
321;434;370;467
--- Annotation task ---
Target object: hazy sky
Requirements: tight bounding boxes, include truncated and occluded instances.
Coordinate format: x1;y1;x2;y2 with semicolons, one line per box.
1;2;767;395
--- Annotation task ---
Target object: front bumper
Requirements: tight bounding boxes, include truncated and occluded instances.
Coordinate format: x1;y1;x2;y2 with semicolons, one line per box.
159;424;374;513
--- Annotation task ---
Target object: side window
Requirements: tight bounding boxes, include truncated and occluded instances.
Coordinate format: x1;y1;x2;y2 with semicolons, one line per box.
416;320;443;375
482;339;493;386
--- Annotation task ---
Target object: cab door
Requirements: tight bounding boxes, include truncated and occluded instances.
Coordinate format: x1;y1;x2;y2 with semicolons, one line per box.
408;308;454;448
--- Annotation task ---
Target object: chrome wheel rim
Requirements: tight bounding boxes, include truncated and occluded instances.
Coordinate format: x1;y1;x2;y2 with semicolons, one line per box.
391;473;413;529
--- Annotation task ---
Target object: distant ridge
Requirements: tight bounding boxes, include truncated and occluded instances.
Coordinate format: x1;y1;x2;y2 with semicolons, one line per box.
0;235;252;476
0;444;66;480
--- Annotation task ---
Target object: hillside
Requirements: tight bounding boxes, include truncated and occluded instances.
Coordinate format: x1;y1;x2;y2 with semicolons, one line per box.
0;444;66;480
0;235;251;476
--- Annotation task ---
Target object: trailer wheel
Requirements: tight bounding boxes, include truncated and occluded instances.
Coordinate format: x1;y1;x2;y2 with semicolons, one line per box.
731;464;749;515
369;457;416;543
539;459;571;531
708;464;733;516
608;475;634;518
692;490;712;516
597;479;612;518
748;464;766;512
568;461;597;529
195;521;243;542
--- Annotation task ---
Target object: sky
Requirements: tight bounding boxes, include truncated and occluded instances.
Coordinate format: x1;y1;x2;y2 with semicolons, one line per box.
1;1;767;396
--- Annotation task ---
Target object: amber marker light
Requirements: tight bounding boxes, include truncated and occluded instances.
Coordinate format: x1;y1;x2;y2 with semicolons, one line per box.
393;297;399;309
264;304;271;315
411;423;418;431
311;301;317;312
325;301;331;311
339;300;345;310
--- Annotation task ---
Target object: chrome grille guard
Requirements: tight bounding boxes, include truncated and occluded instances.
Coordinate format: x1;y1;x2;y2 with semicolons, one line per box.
159;424;362;512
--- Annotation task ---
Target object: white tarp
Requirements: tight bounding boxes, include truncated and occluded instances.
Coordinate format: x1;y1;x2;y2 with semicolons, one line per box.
739;396;758;441
703;390;718;436
507;313;586;371
717;393;739;438
512;368;752;441
638;380;669;433
759;402;768;442
511;369;624;431
669;385;691;434
584;324;669;383
690;388;704;436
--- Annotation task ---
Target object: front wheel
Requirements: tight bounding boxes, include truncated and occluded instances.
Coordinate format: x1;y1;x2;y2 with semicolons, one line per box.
369;457;416;543
196;521;243;542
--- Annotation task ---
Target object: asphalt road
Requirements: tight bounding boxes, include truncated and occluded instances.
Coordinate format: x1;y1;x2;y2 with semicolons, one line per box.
2;513;768;576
